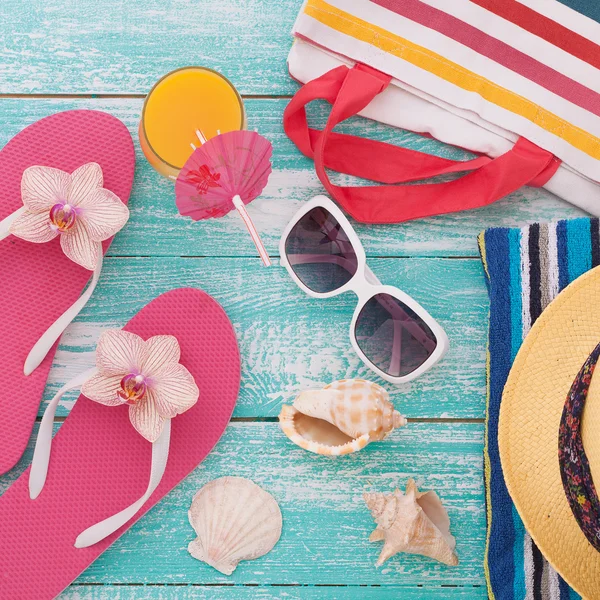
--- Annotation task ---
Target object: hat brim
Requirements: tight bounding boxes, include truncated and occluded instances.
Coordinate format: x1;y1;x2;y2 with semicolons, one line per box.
500;266;600;599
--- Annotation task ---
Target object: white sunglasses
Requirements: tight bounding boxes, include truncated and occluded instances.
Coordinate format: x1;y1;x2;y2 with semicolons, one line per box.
279;196;449;384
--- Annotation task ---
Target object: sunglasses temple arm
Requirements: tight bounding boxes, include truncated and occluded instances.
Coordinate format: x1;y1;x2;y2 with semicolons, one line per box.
389;318;403;376
365;265;438;353
287;253;356;272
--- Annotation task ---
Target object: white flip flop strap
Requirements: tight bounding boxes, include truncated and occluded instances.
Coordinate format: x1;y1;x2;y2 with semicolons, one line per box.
2;210;105;375
0;206;26;241
29;366;99;500
75;419;171;548
29;367;172;548
24;243;103;376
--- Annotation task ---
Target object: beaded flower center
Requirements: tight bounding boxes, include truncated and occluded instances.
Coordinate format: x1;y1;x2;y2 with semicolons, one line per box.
118;373;148;405
49;203;77;232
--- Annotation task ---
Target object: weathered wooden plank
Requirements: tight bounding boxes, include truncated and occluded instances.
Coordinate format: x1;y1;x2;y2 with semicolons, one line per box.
3;422;485;588
39;257;488;419
0;98;583;258
59;584;487;599
0;0;300;95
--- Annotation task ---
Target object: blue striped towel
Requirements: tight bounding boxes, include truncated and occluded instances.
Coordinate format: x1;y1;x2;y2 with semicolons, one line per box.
478;218;600;600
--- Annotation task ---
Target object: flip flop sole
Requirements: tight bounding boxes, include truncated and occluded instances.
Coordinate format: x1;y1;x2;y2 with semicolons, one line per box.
0;110;135;474
0;288;241;599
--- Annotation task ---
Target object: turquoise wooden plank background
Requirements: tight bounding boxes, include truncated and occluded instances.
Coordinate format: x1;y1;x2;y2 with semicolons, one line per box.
2;422;485;592
39;257;490;420
0;0;583;598
0;98;582;259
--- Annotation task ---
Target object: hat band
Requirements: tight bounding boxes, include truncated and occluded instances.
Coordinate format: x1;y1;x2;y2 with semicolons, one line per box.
559;342;600;552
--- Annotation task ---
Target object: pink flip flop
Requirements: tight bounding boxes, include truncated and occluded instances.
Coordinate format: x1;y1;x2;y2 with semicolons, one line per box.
0;288;240;599
0;110;135;474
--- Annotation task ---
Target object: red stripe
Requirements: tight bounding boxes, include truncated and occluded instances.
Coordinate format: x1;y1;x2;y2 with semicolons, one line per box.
470;0;600;71
372;0;600;117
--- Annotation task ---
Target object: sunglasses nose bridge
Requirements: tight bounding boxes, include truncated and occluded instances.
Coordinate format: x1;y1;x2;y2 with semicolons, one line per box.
351;275;379;305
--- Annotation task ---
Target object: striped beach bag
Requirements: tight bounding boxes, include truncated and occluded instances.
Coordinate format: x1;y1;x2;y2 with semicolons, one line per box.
283;0;600;225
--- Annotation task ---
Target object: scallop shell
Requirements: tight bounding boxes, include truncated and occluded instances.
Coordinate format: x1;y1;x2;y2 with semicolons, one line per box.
187;477;282;575
278;379;407;456
364;479;459;567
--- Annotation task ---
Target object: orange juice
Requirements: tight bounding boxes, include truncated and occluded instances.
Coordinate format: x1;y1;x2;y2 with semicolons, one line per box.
139;67;245;178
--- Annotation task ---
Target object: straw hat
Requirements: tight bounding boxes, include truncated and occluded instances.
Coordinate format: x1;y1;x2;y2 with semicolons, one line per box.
500;266;600;599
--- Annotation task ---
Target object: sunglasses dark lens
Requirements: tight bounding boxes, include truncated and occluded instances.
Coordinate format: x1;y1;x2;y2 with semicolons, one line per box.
285;207;358;294
354;293;438;378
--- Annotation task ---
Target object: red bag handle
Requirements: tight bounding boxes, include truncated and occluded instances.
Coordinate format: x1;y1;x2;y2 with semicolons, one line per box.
283;63;561;224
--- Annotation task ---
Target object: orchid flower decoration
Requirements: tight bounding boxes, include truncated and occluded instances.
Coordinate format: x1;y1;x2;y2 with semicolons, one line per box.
9;163;129;270
81;329;199;442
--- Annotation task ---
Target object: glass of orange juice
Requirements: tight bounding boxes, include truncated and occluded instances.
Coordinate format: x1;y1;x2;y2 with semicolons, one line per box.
139;67;246;178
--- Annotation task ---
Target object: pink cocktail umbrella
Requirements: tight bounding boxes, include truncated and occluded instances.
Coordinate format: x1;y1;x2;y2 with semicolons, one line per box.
175;130;272;266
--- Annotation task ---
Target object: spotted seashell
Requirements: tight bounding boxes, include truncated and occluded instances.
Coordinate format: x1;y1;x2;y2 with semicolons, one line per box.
278;379;406;456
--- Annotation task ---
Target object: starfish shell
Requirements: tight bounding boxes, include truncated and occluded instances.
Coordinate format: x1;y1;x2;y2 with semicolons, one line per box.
364;479;459;567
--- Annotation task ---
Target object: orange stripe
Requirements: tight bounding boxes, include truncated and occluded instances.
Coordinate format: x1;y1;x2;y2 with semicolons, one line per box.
304;0;600;161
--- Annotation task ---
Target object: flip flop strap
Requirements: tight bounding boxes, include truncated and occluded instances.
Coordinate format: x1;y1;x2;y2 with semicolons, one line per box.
24;245;103;375
29;370;171;548
75;420;171;548
29;366;99;500
1;209;104;376
0;206;26;239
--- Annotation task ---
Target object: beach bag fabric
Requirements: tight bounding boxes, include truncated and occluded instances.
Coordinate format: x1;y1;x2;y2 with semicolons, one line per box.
284;0;600;224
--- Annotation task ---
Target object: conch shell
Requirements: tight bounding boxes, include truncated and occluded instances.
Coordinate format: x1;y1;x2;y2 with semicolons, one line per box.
278;379;406;456
364;479;458;567
187;477;282;575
